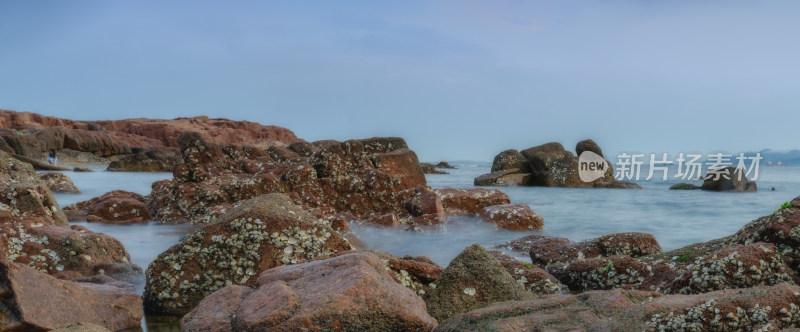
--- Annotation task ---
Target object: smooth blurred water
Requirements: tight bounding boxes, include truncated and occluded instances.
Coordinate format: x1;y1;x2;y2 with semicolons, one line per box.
424;161;800;253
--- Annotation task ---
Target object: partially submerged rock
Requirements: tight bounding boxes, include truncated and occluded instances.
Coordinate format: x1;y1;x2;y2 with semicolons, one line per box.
426;244;529;321
433;188;510;215
143;193;354;314
63;190;151;223
0;260;143;331
39;172;80;193
478;203;543;231
670;182;701;190
181;252;438;331
420;162;448;174
521;233;662;267
702;166;757;192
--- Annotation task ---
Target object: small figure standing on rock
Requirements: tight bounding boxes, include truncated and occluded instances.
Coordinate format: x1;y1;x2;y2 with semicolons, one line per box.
47;149;57;165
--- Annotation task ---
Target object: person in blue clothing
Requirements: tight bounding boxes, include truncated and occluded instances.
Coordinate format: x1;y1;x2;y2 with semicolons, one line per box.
47;149;57;165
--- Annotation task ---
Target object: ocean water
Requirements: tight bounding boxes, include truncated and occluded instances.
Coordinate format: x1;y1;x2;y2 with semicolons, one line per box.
42;162;800;330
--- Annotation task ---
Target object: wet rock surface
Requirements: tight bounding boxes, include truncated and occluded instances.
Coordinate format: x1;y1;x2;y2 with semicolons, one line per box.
702;166;758;192
63;190;151;223
143;193;354;314
433;188;510;215
181;252;438;331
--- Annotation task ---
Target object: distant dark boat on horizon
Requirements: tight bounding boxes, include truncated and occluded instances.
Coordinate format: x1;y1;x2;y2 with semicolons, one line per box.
766;161;791;166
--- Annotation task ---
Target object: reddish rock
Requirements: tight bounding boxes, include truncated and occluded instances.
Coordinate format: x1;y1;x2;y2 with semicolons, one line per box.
489;251;564;294
147;133;431;225
39;172;80;193
433;188;511;215
63;190;151;223
0;109;301;153
405;186;447;225
181;252;438;331
525;233;661;267
478;203;543;231
0;260;143;331
355;250;443;296
144;194;354;314
437;284;800;331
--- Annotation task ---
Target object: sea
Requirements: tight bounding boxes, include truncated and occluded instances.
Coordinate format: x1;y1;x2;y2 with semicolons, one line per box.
46;161;800;331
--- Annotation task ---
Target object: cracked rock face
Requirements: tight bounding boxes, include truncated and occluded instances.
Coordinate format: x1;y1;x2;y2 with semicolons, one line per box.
143;193;354;314
181;252;438;332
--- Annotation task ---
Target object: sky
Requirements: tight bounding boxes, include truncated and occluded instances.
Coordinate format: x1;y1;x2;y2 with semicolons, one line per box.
1;1;799;161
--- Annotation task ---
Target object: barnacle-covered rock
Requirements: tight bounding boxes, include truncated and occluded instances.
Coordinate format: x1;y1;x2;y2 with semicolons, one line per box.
0;150;67;225
426;244;529;321
63;190;151;223
489;250;564;294
433;188;510;215
478;203;543;231
547;255;653;292
519;232;661;267
181;252;438;331
143;193;353;314
39;172;80;193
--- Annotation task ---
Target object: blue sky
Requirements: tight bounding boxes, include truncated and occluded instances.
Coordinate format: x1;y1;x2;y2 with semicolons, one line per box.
1;1;798;161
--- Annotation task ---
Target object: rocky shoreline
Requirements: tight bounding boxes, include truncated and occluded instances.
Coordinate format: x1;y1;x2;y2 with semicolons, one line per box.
1;109;797;331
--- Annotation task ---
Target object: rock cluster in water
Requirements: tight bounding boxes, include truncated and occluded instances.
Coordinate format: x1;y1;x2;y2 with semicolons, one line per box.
475;139;641;188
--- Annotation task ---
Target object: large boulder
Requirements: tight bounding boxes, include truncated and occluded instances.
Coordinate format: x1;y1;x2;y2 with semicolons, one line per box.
476;140;628;188
0;260;143;331
426;244;529;322
490;149;528;173
181;252;438;331
575;139;603;157
147;133;433;225
525;233;662;267
39;172;80;193
143;193;354;314
436;283;800;331
107;149;182;172
702;166;757;192
478;203;543;231
63;190;151;223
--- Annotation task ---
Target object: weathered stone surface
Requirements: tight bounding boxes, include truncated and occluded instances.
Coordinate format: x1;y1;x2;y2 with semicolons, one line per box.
523;232;662;267
181;252;438;331
405;186;448;225
491;149;527;173
39;172;80;193
702;166;757;192
107;149;182;172
50;323;112;332
437;283;800;331
0;260;143;331
547;255;653;292
0;150;67;225
144;193;354;314
575;139;603;157
433;188;510;215
489;251;564;294
478;203;543;231
420;162;448;174
147;133;431;225
477;140;634;189
63;190;151;223
473;168;530;186
669;182;701;190
0;109;300;153
426;244;529;322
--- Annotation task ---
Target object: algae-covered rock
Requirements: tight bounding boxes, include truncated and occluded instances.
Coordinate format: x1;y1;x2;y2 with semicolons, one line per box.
426;244;529;321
